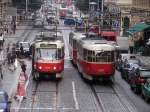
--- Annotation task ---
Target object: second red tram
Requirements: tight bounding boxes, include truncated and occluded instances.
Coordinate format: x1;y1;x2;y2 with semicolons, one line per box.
76;38;116;81
32;41;64;80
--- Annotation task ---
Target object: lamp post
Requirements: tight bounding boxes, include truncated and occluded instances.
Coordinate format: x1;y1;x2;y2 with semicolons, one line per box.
101;0;104;28
25;0;28;14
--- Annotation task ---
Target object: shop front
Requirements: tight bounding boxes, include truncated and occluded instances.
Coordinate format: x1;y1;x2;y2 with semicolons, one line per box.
127;22;150;55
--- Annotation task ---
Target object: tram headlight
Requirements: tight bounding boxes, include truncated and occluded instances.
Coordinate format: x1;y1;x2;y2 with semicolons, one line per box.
53;67;56;70
38;66;42;70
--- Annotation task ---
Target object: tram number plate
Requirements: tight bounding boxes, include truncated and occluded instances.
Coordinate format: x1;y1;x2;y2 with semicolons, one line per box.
99;69;104;74
45;67;50;69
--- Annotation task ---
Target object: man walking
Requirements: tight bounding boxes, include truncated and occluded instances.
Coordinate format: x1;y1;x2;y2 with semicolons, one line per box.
128;36;134;54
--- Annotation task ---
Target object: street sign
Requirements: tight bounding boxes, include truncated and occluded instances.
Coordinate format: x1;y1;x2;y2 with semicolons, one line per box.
6;7;17;16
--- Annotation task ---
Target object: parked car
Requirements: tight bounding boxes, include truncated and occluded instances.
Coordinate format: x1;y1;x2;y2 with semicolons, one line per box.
116;54;141;71
141;79;150;102
0;91;11;112
34;19;43;28
16;42;31;57
130;67;150;93
120;62;136;81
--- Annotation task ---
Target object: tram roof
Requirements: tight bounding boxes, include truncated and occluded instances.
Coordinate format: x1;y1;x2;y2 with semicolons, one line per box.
79;37;115;51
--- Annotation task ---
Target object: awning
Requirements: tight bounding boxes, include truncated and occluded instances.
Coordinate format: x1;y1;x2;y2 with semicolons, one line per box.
127;23;150;35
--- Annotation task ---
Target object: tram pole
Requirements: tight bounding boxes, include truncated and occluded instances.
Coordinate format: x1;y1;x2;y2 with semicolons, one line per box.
101;0;104;29
55;8;57;38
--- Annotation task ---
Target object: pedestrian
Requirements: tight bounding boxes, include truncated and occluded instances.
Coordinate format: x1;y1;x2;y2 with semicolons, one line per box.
0;32;3;50
0;51;4;79
21;61;26;73
128;36;134;54
14;71;28;102
7;52;11;64
6;44;10;53
13;24;16;34
11;44;16;63
20;44;24;57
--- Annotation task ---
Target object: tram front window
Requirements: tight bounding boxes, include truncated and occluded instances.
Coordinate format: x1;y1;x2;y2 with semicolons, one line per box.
38;48;57;60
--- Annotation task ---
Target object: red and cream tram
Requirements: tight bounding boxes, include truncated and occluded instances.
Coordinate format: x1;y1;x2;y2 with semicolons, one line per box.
32;41;64;80
69;32;86;65
76;38;116;81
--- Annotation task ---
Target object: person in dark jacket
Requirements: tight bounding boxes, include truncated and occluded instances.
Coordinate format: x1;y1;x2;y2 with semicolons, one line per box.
21;61;26;73
20;44;24;57
7;52;11;64
11;44;16;63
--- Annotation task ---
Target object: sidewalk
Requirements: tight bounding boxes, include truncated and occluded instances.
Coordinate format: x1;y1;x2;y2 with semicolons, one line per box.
0;22;30;98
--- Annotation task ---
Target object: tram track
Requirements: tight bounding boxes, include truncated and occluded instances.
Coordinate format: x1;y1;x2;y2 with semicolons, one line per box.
110;85;137;112
89;82;137;112
25;79;60;112
90;84;106;112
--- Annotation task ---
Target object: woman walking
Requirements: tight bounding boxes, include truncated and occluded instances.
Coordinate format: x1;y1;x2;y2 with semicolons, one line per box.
14;71;28;102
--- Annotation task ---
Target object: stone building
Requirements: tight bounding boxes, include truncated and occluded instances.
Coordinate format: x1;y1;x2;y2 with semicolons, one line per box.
0;0;12;31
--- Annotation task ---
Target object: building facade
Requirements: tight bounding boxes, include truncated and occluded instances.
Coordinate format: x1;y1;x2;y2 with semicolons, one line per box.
0;0;12;29
133;0;150;10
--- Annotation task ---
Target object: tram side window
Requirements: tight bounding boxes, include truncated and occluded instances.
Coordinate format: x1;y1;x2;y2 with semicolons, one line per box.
87;50;95;62
57;47;64;59
36;49;41;60
95;51;114;62
77;43;82;57
83;49;88;60
108;51;114;62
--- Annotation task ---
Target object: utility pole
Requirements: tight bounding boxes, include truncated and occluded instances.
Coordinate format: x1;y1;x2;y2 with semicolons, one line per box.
101;0;104;29
26;0;28;15
98;0;100;11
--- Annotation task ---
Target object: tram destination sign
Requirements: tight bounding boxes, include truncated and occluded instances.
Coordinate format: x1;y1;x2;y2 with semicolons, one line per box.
40;44;57;48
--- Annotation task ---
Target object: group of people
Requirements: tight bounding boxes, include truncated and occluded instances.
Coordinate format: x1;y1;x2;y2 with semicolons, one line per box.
7;43;17;71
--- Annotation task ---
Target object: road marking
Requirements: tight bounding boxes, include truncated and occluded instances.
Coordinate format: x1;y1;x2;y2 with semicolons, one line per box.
72;81;79;110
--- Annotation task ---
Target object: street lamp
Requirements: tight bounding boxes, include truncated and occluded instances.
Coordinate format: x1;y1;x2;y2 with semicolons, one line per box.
25;0;28;14
101;0;104;28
